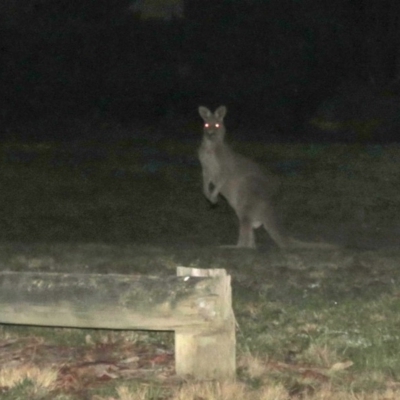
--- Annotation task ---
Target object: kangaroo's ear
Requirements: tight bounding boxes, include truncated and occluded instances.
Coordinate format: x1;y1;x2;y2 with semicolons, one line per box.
198;106;212;120
215;105;227;120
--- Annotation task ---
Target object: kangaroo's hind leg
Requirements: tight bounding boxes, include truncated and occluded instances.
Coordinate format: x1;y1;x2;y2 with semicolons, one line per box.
260;202;289;249
237;216;256;248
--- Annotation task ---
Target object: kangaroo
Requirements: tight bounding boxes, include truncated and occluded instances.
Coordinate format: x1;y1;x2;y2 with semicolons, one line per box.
198;105;337;250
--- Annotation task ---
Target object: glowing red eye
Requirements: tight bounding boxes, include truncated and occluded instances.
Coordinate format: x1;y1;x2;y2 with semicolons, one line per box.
215;124;220;128
205;123;209;128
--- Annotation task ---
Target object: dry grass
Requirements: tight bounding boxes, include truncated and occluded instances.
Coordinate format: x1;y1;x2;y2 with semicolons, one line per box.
112;380;400;400
0;363;58;392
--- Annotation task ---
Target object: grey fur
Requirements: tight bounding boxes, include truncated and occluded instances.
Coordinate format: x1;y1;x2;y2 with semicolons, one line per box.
198;105;337;250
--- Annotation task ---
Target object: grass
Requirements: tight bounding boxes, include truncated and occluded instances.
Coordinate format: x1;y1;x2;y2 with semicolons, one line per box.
0;123;399;398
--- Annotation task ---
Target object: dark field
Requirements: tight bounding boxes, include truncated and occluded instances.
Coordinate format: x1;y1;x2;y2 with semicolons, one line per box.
0;127;400;399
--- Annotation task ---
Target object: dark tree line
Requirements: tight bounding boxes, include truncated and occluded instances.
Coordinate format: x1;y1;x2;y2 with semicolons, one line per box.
0;0;399;137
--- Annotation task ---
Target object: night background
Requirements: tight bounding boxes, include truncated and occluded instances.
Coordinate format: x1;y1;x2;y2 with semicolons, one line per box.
1;0;400;142
2;2;400;398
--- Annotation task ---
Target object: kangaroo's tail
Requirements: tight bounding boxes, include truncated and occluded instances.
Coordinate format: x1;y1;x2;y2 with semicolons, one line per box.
285;237;340;250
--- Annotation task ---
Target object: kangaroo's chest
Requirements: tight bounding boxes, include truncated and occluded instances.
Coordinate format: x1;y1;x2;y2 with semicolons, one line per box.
198;144;222;180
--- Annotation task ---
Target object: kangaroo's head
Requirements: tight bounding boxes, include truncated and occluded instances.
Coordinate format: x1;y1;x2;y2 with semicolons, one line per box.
198;105;227;142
